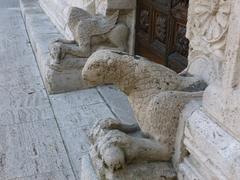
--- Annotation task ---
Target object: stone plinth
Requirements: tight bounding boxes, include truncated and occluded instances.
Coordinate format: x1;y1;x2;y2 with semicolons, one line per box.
81;154;176;180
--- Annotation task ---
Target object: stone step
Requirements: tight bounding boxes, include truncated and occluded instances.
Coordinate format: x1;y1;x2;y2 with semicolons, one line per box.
20;0;92;94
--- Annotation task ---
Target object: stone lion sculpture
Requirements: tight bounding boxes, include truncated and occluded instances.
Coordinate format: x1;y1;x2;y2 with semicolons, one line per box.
82;50;206;171
49;7;129;63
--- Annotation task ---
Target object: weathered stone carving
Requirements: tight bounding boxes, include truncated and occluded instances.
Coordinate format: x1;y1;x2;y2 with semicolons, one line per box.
82;49;206;177
49;7;129;64
185;0;231;83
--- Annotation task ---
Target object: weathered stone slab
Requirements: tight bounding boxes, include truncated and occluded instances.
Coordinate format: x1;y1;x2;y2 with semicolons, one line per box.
50;102;115;179
97;85;136;124
20;0;92;94
0;0;19;8
0;6;76;180
0;8;54;126
15;170;75;180
0;86;51;128
81;153;176;180
81;154;98;180
49;89;115;179
0;120;74;180
50;88;104;109
106;162;176;180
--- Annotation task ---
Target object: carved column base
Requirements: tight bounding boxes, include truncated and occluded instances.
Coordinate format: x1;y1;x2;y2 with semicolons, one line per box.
81;153;176;180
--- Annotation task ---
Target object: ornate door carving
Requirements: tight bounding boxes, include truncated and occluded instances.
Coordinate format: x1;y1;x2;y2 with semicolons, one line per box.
135;0;189;72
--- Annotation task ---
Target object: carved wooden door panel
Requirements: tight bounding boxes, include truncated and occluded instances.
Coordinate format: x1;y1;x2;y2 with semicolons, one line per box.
135;0;189;73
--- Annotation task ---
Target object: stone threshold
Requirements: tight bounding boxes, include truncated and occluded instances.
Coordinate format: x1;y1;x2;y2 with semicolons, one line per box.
20;0;91;94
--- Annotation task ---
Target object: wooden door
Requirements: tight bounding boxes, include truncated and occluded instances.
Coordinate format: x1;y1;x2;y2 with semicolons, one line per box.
135;0;189;73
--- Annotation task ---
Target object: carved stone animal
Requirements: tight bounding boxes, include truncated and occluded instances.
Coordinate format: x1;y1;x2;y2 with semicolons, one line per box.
49;7;129;62
82;50;205;170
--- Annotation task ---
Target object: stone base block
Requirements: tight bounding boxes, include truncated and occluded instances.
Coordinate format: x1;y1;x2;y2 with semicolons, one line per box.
20;0;92;94
181;109;240;179
81;154;176;180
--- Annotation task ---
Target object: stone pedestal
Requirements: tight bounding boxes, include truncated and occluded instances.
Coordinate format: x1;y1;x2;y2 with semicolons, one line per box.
81;154;177;180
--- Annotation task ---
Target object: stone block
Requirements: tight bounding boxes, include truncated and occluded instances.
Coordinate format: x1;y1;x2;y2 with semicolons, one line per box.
81;154;177;180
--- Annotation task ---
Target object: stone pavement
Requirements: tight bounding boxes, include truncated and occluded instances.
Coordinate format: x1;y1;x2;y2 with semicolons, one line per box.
0;1;135;179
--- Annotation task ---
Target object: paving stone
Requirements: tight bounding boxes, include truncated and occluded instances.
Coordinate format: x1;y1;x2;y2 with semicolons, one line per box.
0;5;76;180
0;0;19;8
97;85;136;124
0;120;73;180
13;170;75;180
50;93;115;179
